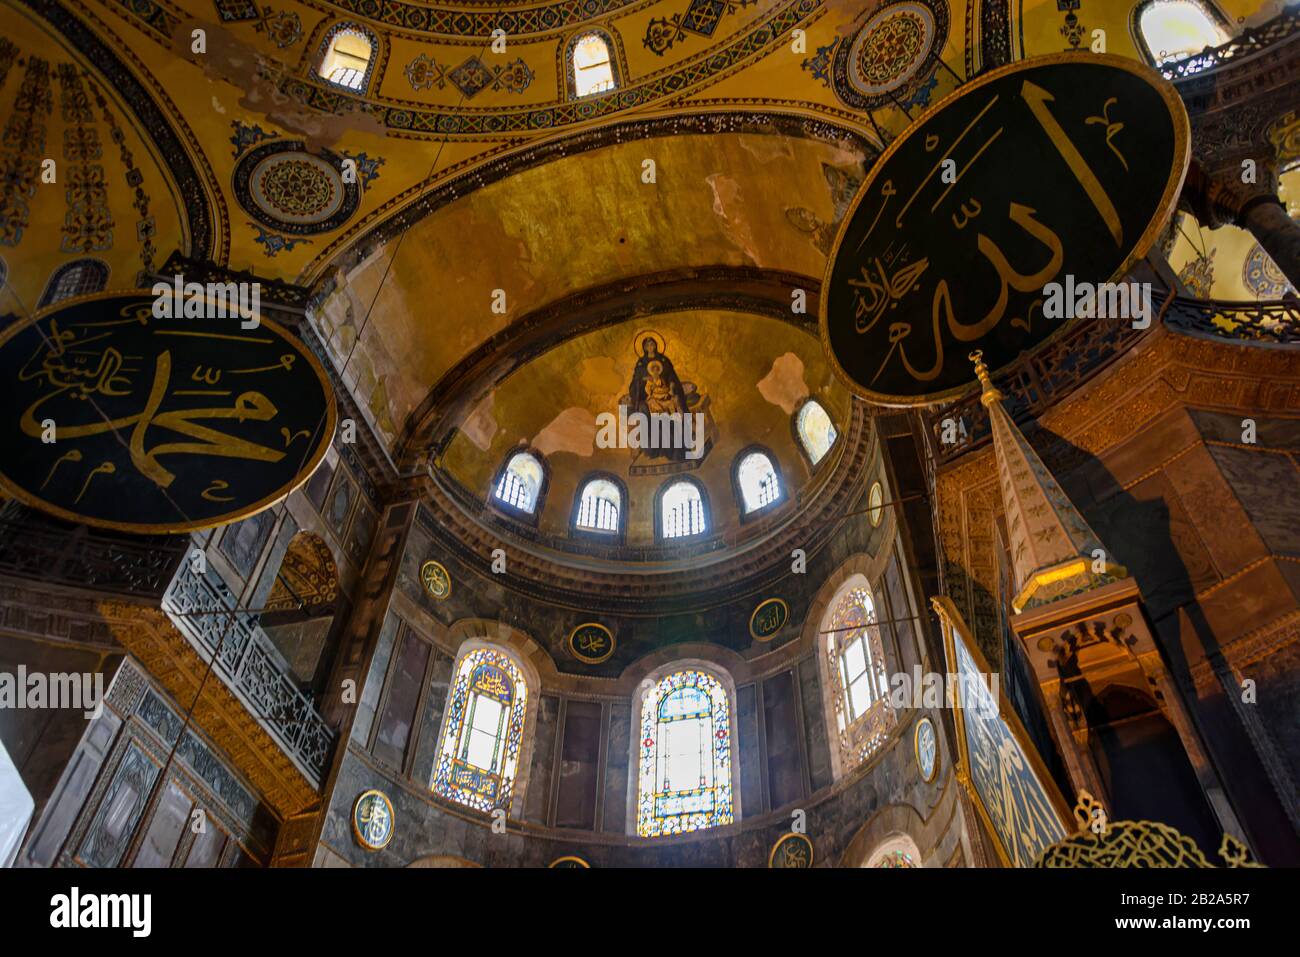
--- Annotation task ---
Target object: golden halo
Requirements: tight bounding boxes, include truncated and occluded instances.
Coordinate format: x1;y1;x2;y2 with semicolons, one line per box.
631;328;666;357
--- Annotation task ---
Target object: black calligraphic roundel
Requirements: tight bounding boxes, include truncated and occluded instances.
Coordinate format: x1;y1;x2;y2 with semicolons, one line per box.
0;291;336;533
820;53;1190;405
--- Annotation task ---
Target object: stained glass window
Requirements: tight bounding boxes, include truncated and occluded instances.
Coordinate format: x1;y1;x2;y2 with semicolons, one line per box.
826;585;894;765
736;451;782;513
432;648;529;814
796;400;838;465
636;669;734;837
875;849;916;868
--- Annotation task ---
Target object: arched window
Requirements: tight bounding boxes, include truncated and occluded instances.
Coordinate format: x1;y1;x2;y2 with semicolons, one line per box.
432;647;530;814
735;449;783;515
493;450;545;516
574;476;622;534
636;668;735;837
863;834;922;868
317;24;376;91
38;258;108;308
571;32;616;98
659;479;707;540
796;400;839;466
825;584;895;767
1135;0;1230;65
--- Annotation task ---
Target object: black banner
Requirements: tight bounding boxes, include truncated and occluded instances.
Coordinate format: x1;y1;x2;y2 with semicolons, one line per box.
0;291;335;532
821;53;1189;405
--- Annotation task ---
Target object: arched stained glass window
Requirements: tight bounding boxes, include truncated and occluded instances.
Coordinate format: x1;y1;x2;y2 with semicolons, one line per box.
1137;0;1230;65
826;585;894;764
494;451;544;514
796;400;838;465
432;647;529;813
38;258;108;307
318;25;375;91
660;479;706;539
864;834;922;867
636;669;734;837
736;450;782;513
576;477;620;533
571;33;616;97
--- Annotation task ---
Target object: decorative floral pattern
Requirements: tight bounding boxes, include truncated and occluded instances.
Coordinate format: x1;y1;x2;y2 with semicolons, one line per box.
248;221;311;256
804;0;949;111
57;64;113;254
235;141;360;233
1242;242;1295;299
405;53;534;97
255;6;302;49
644;0;756;56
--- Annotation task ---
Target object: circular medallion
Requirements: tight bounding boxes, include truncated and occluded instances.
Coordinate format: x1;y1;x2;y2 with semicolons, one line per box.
0;291;335;533
1242;243;1294;299
234;141;360;235
831;0;948;110
768;832;814;868
820;53;1190;405
420;560;452;601
352;789;394;850
914;715;938;782
567;622;615;664
549;855;590;868
868;481;885;527
749;597;789;642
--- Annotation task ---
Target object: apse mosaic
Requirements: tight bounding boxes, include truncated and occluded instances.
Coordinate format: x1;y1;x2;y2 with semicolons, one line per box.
637;669;734;838
620;330;715;474
432;648;529;814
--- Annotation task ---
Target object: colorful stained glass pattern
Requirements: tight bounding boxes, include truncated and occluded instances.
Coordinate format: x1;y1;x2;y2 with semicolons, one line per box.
875;849;915;868
637;669;734;837
826;586;894;765
432;648;528;814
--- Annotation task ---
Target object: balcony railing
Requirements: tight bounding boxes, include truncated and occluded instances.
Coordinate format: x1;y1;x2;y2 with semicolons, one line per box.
161;560;336;787
1163;296;1300;343
0;504;186;598
1161;8;1300;81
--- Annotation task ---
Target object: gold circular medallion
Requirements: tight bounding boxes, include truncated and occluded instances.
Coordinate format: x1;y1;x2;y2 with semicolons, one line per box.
567;622;615;664
914;715;939;783
352;789;394;851
420;560;452;601
749;597;789;642
868;481;885;527
549;855;590;868
768;832;814;868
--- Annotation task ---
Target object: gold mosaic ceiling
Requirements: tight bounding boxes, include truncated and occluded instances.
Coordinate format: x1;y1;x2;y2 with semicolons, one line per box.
0;0;1285;504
